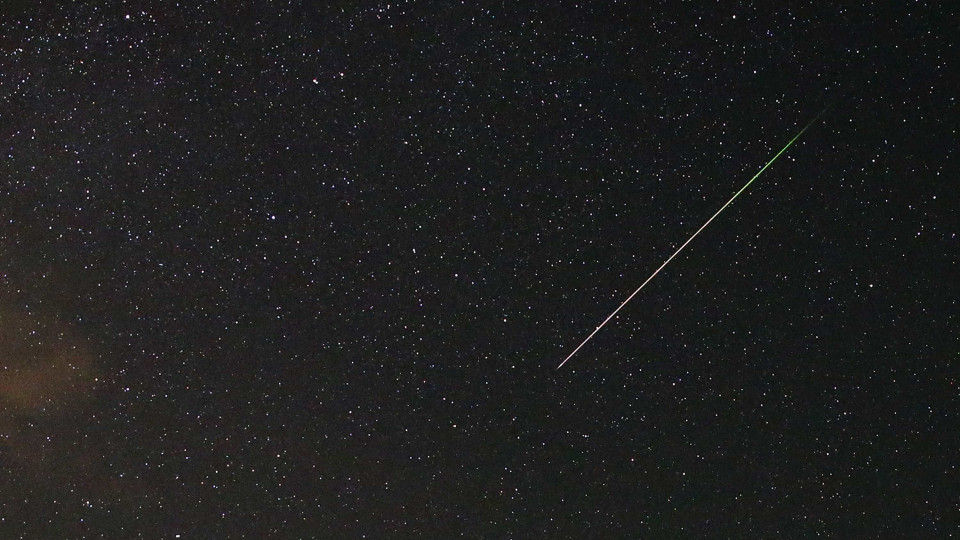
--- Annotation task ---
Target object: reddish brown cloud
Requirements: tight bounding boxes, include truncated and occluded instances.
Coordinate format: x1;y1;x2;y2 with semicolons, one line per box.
0;304;100;490
0;306;97;414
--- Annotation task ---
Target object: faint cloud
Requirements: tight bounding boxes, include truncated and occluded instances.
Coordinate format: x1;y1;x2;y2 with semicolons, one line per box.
0;306;97;415
0;304;100;490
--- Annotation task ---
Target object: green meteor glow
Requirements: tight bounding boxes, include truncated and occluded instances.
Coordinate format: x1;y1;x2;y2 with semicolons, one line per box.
557;108;829;369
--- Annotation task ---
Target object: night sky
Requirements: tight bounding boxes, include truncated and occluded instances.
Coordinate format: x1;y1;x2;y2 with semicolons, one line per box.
1;2;956;538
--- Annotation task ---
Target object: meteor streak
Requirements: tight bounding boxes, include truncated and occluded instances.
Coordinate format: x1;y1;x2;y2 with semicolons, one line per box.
557;108;828;369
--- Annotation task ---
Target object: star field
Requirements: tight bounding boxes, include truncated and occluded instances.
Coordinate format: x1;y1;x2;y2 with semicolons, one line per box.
1;2;956;537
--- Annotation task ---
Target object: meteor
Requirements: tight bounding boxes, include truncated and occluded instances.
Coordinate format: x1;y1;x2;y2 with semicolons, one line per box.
557;108;828;369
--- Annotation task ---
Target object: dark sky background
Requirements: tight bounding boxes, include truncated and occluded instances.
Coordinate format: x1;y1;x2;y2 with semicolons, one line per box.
1;1;956;538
